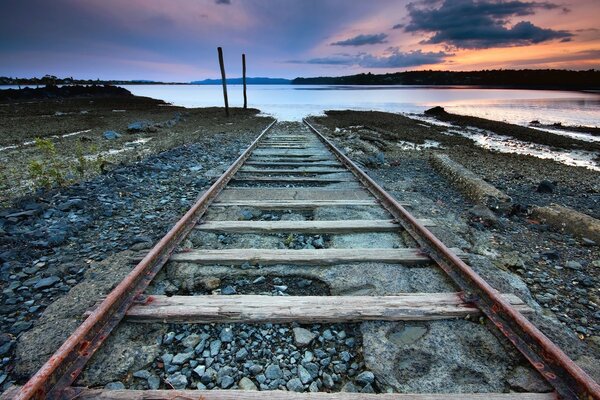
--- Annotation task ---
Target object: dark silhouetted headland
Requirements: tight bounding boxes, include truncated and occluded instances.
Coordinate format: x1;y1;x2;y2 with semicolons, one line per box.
292;69;600;90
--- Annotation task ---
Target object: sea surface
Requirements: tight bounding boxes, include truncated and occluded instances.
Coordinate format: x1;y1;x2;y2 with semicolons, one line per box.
113;84;600;126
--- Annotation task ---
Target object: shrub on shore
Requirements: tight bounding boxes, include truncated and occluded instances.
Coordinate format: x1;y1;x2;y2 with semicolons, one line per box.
28;137;104;189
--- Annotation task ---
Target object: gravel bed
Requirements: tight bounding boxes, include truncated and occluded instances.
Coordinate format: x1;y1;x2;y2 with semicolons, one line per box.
115;322;376;393
148;275;331;297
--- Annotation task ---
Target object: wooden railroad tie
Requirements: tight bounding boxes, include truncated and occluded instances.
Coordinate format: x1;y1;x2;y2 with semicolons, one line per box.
124;293;532;323
167;248;465;265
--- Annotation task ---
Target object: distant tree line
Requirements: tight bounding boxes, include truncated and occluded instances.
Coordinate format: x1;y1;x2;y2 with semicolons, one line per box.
291;69;600;90
0;75;173;86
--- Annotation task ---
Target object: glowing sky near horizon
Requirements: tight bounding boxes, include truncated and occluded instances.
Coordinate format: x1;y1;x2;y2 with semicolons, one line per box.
0;0;599;81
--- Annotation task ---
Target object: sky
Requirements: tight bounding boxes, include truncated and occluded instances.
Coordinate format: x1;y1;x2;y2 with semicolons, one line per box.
0;0;599;81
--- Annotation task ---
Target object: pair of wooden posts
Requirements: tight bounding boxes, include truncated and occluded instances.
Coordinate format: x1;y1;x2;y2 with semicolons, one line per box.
217;47;247;117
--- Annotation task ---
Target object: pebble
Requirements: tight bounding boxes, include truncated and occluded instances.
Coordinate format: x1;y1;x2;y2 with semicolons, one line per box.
220;327;234;343
133;370;151;379
298;365;312;384
565;261;582;270
286;377;304;392
265;364;283;380
104;381;125;390
249;364;263;375
163;332;176;345
193;365;206;377
181;334;201;348
167;372;188;389
355;371;375;385
172;351;193;365
293;327;317;347
221;286;236;295
322;372;335;388
238;376;258;390
220;375;235;389
235;348;249;361
147;374;161;390
209;340;222;356
536;180;555;193
103;130;121;140
33;276;60;289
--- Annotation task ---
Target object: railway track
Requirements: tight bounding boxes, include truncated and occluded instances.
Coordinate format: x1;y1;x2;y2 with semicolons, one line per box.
6;120;600;399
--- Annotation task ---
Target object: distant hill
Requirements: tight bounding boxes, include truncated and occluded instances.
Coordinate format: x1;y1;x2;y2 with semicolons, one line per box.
291;69;600;90
192;77;291;85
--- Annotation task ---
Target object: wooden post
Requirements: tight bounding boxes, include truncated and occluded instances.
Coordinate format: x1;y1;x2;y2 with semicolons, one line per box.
217;47;229;117
242;53;247;109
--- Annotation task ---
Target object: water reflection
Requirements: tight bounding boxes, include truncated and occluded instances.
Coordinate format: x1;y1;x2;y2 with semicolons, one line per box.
118;84;600;127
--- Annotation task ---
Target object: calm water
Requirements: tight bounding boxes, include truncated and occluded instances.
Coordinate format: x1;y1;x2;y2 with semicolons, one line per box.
118;84;600;126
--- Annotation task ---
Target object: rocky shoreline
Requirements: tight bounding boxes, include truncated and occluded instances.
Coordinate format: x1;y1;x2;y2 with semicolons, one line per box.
0;102;598;392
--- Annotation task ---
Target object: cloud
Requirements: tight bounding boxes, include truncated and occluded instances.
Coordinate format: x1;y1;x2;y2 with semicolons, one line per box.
360;48;450;68
392;23;404;29
331;33;388;46
404;0;573;48
288;48;451;68
215;0;230;4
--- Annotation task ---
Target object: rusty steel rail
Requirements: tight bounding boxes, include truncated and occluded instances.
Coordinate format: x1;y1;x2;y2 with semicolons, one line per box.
12;120;277;400
303;118;600;400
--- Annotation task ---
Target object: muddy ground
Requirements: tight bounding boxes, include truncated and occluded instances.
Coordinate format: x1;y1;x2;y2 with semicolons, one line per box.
1;100;599;393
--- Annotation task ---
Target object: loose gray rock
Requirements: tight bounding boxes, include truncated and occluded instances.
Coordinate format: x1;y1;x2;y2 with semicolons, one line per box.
104;381;125;390
147;375;161;390
167;372;188;389
355;370;375;385
238;376;258;390
298;364;312;384
235;347;249;361
286;377;304;392
132;370;151;379
193;365;206;377
249;364;263;375
182;334;201;348
163;332;176;345
265;364;283;380
220;375;235;389
323;372;335;388
565;260;582;270
221;286;236;295
293;327;317;347
103;130;121;140
209;339;222;356
171;351;193;365
220;327;234;343
33;276;60;289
